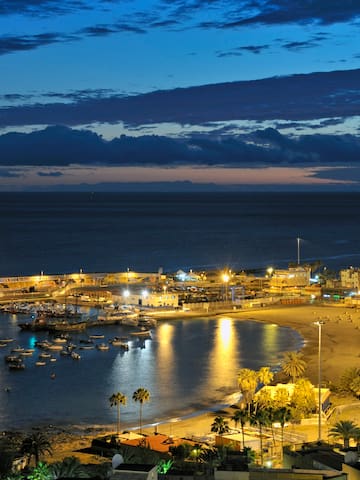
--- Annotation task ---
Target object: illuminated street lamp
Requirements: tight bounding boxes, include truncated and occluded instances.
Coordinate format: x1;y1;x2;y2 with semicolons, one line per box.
314;320;324;442
222;272;230;302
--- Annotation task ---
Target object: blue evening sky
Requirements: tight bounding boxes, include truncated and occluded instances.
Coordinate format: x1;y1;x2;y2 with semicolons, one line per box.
0;0;360;191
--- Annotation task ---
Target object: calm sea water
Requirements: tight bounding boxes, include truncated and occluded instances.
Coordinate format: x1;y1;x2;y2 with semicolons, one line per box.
0;191;360;277
0;313;303;431
0;191;358;431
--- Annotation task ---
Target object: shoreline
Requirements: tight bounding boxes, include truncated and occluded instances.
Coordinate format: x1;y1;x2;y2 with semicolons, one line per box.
9;303;360;463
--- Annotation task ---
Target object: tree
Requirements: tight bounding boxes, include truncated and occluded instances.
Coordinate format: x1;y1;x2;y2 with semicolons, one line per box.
250;407;271;465
50;457;89;479
258;367;274;387
237;368;258;410
329;420;360;450
211;416;230;436
290;378;316;419
132;387;150;434
273;387;290;409
20;433;52;467
281;351;306;383
109;392;127;436
339;367;360;395
273;406;292;459
232;408;249;449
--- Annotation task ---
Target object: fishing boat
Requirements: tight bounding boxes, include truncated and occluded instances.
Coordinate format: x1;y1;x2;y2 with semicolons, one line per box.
47;321;87;332
109;337;129;350
9;361;25;370
129;329;152;338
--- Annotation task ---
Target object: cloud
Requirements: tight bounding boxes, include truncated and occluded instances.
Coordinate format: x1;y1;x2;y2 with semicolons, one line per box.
213;0;360;28
216;44;270;57
37;170;63;177
1;68;359;127
0;32;75;55
1;124;360;169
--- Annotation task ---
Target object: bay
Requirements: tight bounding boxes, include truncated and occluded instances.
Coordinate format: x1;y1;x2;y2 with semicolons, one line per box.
0;313;303;431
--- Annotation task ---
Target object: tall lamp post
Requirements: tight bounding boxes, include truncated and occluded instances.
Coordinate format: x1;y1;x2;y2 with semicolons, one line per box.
222;272;230;303
314;320;324;442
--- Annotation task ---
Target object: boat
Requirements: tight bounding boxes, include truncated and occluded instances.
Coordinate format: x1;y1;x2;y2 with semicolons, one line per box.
79;345;95;350
18;316;55;332
11;346;25;353
129;329;152;338
39;352;51;359
109;337;129;350
71;352;81;360
20;350;34;356
96;343;110;351
0;338;14;343
35;361;46;367
4;355;22;363
89;333;104;339
47;321;87;332
9;362;25;370
45;343;64;351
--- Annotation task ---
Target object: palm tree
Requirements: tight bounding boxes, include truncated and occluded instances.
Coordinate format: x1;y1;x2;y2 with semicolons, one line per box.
211;416;230;436
274;406;292;461
132;387;150;434
20;432;52;466
109;392;127;436
250;407;271;465
257;367;274;386
50;456;89;478
237;368;258;410
232;408;249;449
281;351;306;383
329;420;360;449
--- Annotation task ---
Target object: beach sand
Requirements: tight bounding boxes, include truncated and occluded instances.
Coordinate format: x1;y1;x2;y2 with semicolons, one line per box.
43;303;360;463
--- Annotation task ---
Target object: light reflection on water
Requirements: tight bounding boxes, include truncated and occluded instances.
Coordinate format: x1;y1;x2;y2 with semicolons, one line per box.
0;314;303;431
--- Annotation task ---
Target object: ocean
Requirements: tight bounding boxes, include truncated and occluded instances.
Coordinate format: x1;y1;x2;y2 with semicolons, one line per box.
1;191;360;277
0;191;358;431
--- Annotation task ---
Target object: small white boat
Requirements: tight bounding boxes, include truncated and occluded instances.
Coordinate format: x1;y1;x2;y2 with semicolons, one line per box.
39;352;51;359
45;344;64;351
35;361;46;367
89;334;104;339
71;352;81;360
129;329;152;338
20;350;34;356
96;343;110;351
11;346;25;353
0;338;14;343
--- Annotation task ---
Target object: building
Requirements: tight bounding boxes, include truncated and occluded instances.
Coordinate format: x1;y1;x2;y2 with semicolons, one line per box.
269;267;311;291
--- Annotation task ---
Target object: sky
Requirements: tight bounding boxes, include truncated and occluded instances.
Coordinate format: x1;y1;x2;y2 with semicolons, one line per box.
0;0;360;191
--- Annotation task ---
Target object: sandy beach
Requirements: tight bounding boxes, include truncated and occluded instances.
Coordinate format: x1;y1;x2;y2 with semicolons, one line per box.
41;303;360;463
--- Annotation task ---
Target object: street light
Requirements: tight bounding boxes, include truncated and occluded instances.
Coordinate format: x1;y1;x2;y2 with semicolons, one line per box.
314;320;324;442
222;272;230;302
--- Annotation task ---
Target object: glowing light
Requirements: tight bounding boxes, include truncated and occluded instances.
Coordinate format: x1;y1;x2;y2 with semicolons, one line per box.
123;289;130;297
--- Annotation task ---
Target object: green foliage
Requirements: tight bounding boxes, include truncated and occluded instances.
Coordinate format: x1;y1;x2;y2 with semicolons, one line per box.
27;462;51;480
281;351;306;383
132;388;150;434
339;367;360;398
169;443;193;461
2;474;25;480
109;392;127;435
290;379;316;418
157;458;173;474
211;416;230;435
50;456;89;478
237;369;258;407
329;420;360;449
20;433;52;467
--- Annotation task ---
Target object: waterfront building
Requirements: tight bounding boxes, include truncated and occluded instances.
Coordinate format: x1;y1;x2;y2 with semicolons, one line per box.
340;267;360;291
269;267;311;292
